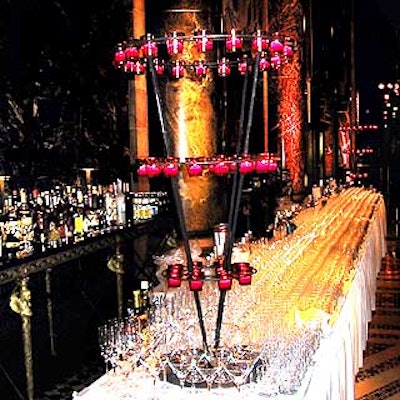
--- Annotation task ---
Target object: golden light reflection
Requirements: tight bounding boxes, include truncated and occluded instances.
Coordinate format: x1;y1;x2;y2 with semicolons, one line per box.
164;6;223;233
221;187;384;345
274;0;304;195
279;61;304;195
324;128;334;176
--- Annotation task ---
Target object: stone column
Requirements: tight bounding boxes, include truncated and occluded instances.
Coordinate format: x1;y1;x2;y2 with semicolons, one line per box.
163;3;226;234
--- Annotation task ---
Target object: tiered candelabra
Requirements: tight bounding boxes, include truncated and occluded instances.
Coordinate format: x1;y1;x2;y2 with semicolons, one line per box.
110;26;295;388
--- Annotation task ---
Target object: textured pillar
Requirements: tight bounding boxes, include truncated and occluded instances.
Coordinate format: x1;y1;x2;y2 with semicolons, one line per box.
275;0;305;196
132;0;149;191
163;4;225;234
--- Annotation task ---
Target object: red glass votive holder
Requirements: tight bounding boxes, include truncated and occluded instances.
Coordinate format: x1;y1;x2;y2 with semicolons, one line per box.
195;29;213;52
218;273;232;290
239;274;252;285
189;279;203;291
167;264;183;288
163;157;179;177
168;277;181;287
189;261;203;291
233;262;252;285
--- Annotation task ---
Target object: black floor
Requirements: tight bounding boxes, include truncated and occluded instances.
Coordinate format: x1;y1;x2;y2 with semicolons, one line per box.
0;250;117;400
354;236;400;399
36;360;105;400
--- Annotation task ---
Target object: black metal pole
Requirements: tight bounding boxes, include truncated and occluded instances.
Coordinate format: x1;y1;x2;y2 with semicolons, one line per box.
232;53;261;239
214;54;261;349
228;67;249;228
148;60;210;354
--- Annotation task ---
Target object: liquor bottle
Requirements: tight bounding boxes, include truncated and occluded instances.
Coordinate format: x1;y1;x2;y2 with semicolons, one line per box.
84;185;91;208
73;207;84;242
95;186;108;234
141;194;151;220
140;280;150;314
126;299;135;318
47;218;61;249
32;200;45;254
91;185;99;210
125;192;133;228
0;209;6;264
18;189;31;219
115;179;126;228
58;212;67;245
11;189;20;207
76;185;84;208
18;188;34;258
132;289;142;316
104;184;116;230
0;196;6;263
3;205;21;261
149;192;159;218
63;194;75;245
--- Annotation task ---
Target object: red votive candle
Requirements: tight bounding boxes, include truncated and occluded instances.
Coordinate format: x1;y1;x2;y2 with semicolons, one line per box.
168;277;182;287
239;274;252;285
167;264;183;287
218;272;232;290
189;279;203;291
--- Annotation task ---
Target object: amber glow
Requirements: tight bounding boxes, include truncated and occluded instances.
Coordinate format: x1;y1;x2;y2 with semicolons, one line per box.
81;167;96;184
164;8;222;233
278;61;303;194
324;128;334;177
275;0;304;195
173;77;222;233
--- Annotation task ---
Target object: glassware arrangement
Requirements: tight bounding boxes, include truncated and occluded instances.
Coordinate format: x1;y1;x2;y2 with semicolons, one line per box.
96;186;384;396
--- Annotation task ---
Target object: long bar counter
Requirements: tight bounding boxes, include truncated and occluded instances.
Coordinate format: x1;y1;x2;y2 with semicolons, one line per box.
74;187;387;400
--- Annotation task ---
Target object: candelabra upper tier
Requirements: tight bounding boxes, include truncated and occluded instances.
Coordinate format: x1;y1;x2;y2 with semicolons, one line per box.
114;29;294;76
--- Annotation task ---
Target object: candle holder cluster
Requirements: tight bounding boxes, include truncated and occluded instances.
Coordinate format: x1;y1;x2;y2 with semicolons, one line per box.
356;147;374;155
136;153;279;178
164;260;257;291
338;124;378;132
114;29;294;77
348;171;369;180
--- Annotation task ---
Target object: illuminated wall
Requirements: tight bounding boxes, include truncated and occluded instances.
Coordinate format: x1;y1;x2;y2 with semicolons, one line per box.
163;5;224;233
278;61;304;194
324;127;335;177
274;0;305;195
220;0;306;196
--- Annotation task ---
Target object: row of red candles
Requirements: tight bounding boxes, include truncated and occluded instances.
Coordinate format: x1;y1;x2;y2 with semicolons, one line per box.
115;29;293;61
167;261;254;291
117;54;289;76
137;156;278;178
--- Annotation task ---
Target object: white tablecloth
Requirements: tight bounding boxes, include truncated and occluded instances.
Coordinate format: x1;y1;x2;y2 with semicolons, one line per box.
299;207;385;400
